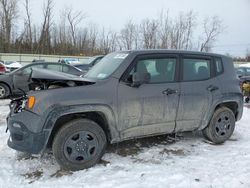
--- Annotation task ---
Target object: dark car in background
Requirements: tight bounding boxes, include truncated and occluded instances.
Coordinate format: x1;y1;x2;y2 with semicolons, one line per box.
0;62;84;99
73;55;104;71
236;66;250;77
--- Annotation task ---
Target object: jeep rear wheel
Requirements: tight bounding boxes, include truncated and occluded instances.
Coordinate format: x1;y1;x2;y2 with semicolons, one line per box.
202;107;235;144
52;119;107;171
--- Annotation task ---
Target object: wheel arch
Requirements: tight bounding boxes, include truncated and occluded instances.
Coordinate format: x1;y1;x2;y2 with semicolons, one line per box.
0;81;12;97
214;101;238;118
0;81;11;92
199;100;241;130
44;105;119;149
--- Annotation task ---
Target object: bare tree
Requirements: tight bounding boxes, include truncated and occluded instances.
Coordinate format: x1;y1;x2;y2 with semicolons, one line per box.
184;11;196;50
119;19;138;50
158;10;171;49
99;28;118;54
246;48;250;61
66;7;85;48
23;0;33;52
37;0;53;54
0;4;226;56
88;23;99;54
200;16;224;52
0;0;18;52
140;18;159;49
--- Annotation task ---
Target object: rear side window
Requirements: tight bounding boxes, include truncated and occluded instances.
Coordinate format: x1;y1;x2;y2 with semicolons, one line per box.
183;58;211;81
215;58;223;75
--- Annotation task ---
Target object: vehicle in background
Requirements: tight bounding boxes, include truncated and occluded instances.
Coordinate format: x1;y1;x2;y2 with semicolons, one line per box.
2;61;22;72
59;58;80;65
0;62;84;99
32;59;45;63
0;62;6;74
236;66;250;77
73;55;104;71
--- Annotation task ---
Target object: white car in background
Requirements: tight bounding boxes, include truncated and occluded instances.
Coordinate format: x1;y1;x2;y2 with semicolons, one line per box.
2;61;22;72
59;58;80;65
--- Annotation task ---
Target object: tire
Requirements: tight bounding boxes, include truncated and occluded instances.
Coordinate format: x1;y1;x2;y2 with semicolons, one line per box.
0;83;10;99
52;118;107;171
202;107;235;144
245;97;250;103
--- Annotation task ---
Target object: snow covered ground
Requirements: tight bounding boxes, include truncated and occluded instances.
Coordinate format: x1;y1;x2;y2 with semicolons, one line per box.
0;99;250;188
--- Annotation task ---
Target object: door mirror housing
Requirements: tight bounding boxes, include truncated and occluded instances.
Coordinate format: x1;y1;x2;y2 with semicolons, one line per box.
132;72;150;87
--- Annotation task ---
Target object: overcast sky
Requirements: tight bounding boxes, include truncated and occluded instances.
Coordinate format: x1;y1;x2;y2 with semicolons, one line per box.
20;0;250;57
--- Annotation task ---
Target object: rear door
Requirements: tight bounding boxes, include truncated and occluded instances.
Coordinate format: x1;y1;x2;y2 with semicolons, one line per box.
117;54;180;140
176;55;221;132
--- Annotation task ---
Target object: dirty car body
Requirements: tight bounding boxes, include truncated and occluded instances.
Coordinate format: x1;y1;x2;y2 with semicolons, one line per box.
7;50;243;170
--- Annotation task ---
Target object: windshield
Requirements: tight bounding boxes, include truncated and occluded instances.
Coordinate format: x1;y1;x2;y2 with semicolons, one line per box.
84;52;129;79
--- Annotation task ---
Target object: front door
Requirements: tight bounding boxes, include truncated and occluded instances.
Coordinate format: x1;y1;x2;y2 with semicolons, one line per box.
13;64;43;92
13;67;33;92
117;54;180;140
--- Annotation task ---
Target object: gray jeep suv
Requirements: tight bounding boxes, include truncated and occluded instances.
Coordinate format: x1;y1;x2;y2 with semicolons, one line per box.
6;50;243;171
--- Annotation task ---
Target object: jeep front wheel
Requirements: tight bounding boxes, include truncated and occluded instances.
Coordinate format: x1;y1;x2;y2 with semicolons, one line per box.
52;119;107;171
202;107;235;144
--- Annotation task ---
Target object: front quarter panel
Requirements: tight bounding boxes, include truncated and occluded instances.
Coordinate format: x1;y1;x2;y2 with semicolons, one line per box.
28;78;120;141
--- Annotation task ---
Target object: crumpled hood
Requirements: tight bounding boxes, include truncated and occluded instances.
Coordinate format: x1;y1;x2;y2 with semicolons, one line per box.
31;68;95;83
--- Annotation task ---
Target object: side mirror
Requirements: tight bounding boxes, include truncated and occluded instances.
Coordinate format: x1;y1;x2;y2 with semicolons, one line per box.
132;72;150;87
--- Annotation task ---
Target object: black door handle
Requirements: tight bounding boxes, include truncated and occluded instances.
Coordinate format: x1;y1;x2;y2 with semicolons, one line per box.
162;88;178;95
207;85;219;92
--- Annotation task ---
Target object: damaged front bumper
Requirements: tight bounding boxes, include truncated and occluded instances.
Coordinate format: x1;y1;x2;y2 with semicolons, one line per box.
6;97;49;154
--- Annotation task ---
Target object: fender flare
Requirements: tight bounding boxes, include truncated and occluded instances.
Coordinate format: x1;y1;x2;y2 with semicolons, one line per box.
198;94;243;130
42;104;120;149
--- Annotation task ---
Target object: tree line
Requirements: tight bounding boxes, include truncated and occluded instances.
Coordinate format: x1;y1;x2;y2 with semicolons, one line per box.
0;0;224;56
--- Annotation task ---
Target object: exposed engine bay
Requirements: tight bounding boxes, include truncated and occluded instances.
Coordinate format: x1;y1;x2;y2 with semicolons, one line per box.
28;68;95;91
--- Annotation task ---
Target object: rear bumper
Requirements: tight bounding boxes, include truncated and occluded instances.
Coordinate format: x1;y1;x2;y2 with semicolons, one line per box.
7;111;49;154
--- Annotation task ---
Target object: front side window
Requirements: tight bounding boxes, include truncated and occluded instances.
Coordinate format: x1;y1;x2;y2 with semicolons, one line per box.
127;57;176;83
183;58;211;81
